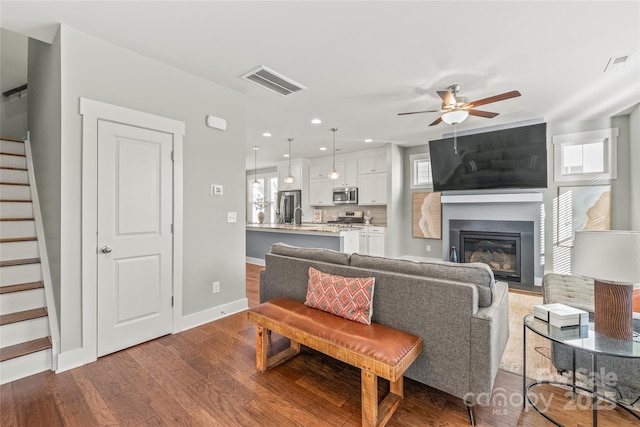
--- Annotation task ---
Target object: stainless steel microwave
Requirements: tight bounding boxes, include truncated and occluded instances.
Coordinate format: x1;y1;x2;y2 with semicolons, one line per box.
332;187;358;204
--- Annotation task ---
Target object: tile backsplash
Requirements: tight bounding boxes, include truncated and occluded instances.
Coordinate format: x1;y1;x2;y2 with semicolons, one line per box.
312;205;387;226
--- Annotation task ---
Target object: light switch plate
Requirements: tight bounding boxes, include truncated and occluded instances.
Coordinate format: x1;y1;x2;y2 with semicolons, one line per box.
227;212;237;223
211;184;223;196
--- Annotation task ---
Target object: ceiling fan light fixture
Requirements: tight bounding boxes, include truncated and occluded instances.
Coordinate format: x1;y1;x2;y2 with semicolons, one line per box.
441;110;469;125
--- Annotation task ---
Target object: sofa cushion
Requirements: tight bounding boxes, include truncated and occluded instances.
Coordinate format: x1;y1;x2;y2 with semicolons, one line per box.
350;254;495;307
305;267;375;325
270;242;350;265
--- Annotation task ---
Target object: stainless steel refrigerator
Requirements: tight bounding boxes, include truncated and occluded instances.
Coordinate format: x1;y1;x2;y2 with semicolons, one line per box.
276;190;301;224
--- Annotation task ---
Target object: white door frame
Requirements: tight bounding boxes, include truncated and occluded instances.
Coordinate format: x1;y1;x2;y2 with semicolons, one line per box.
61;98;184;370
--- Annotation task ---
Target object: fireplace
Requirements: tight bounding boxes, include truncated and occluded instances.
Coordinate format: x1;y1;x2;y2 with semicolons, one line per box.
460;232;521;282
450;219;534;285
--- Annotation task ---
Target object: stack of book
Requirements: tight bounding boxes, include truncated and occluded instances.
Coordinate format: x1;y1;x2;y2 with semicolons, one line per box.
534;303;589;339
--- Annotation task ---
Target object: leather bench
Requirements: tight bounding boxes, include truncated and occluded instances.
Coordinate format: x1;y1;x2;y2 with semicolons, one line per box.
247;297;423;427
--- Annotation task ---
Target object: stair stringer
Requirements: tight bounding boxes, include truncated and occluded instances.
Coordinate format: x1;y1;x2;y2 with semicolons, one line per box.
24;136;60;371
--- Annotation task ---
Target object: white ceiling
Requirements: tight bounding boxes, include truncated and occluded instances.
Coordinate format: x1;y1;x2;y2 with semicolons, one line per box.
1;1;639;170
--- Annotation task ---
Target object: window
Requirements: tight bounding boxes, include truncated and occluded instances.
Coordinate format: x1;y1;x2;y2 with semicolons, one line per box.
410;153;433;189
553;128;618;182
247;174;278;223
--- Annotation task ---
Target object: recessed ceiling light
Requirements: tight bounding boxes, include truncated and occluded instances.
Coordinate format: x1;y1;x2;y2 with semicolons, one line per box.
319;147;327;151
262;132;272;137
283;154;290;157
364;139;373;143
311;118;322;124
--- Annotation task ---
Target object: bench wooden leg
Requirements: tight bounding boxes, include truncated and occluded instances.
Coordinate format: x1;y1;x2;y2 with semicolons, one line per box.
362;370;404;427
361;370;378;427
255;325;301;372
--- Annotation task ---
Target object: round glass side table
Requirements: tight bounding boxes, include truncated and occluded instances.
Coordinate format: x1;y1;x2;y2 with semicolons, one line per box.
523;314;640;426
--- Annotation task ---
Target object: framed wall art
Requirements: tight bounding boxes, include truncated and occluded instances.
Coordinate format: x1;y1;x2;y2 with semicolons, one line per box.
412;192;442;239
556;185;611;247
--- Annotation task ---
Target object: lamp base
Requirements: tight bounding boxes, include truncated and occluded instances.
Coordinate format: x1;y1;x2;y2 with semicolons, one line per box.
594;280;633;340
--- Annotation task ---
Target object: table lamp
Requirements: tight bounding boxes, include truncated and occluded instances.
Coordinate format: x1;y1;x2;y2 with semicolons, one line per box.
572;230;640;340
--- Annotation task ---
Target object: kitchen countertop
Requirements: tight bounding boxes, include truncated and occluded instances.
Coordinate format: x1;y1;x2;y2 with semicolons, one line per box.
246;223;361;235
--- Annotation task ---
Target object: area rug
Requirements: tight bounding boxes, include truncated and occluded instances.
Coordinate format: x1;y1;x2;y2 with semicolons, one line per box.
500;290;640;411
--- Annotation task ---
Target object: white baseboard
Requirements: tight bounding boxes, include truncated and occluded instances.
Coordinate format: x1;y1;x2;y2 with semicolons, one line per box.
180;298;249;332
57;347;96;373
246;257;265;266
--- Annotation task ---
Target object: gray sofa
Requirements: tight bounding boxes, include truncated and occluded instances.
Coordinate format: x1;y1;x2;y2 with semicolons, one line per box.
259;243;510;417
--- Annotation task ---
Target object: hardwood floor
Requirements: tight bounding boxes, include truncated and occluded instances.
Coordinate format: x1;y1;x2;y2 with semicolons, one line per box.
1;264;637;426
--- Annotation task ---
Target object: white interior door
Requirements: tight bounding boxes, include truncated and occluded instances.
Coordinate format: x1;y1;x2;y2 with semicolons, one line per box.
97;120;173;357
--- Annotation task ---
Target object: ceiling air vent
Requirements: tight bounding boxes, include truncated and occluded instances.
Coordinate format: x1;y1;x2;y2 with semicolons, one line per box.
240;66;307;96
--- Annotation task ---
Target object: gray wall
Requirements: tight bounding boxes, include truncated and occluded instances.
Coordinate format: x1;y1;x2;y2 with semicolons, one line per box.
401;115;636;273
29;24;246;351
1;29;28;140
28;34;62;326
403;144;444;260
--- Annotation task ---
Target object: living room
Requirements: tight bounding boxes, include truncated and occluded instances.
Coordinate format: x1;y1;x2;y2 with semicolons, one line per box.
1;2;639;426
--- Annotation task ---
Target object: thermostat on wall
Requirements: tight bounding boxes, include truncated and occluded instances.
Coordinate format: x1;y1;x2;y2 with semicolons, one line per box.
206;115;227;131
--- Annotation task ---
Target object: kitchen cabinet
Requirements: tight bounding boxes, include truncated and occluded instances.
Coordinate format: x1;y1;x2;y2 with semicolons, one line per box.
337;159;358;187
277;158;306;190
359;226;386;257
309;160;333;180
357;172;387;205
309;178;335;206
358;155;386;174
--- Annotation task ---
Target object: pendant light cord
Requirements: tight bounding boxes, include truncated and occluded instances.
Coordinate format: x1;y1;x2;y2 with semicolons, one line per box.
331;128;337;169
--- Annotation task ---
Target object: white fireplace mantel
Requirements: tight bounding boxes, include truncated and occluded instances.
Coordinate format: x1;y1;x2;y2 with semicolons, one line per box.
441;192;543;204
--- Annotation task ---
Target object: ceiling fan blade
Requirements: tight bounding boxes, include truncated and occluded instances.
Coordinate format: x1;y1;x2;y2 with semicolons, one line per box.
437;90;456;106
469;109;499;118
429;117;443;126
469;90;521;108
398;110;441;116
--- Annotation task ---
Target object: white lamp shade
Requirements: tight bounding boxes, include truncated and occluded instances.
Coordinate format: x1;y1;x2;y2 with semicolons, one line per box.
284;175;295;184
441;110;469;124
572;230;640;284
328;169;340;180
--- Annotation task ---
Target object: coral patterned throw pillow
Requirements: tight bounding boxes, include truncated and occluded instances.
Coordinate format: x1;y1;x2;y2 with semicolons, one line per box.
305;267;375;325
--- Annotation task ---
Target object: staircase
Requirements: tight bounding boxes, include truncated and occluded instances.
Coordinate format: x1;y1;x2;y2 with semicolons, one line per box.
0;137;58;384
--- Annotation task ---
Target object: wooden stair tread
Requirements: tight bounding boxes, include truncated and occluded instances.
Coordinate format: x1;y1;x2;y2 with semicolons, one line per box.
0;258;40;267
0;152;26;157
0;307;47;326
0;237;37;243
0;337;51;363
0;166;28;171
0;199;32;202
0;182;30;186
0;281;44;294
0;217;34;221
0;138;24;143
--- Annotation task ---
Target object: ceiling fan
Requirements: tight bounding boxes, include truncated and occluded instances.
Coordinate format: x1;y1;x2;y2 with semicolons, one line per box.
398;84;521;126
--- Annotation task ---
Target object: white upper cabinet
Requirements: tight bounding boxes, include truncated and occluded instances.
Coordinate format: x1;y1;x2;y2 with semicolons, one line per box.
358;155;387;174
339;159;358;187
358;172;387;205
309;178;335;206
309;160;333;180
277;158;307;190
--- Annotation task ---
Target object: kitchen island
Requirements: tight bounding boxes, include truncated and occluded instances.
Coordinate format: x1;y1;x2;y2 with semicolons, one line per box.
246;223;360;265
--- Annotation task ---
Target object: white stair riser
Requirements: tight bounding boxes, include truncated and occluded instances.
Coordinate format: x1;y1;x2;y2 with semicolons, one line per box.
0;288;45;314
0;316;49;347
0;348;51;385
0;184;31;201
0;154;27;169
0;240;39;261
0;169;28;185
0;264;42;286
0;141;25;156
0;220;36;239
0;202;33;219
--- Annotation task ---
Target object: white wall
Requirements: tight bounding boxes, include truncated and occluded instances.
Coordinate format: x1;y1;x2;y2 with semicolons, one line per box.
630;104;640;231
29;24;246;352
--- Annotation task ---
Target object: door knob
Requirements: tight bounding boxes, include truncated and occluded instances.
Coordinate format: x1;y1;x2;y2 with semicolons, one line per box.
100;245;112;254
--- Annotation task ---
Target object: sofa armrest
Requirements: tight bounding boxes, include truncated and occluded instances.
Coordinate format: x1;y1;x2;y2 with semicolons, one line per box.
467;281;510;402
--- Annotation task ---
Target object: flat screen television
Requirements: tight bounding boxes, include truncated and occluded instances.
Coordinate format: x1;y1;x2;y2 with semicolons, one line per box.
428;123;547;192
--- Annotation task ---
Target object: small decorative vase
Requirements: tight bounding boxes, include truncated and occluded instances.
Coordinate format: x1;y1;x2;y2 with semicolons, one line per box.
449;246;459;263
258;211;265;224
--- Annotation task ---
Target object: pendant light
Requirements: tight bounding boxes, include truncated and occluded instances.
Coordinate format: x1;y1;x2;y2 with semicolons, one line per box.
251;146;260;188
328;128;340;180
284;138;295;184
